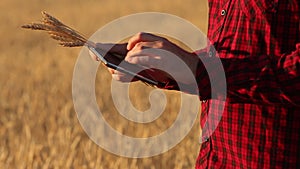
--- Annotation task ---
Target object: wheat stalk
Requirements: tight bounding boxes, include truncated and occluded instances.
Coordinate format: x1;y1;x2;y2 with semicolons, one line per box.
21;11;160;87
21;11;92;47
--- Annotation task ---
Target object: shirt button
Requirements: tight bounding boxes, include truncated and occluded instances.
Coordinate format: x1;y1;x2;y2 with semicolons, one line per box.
208;51;213;57
221;9;226;16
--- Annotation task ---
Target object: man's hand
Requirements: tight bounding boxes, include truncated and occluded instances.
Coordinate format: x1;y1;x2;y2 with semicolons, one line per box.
90;32;199;85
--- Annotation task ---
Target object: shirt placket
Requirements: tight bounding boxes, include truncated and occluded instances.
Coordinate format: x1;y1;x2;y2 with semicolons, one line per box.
208;0;233;58
202;0;233;104
205;1;234;167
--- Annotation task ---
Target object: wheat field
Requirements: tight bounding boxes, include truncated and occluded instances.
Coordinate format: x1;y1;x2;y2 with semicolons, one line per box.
0;0;208;168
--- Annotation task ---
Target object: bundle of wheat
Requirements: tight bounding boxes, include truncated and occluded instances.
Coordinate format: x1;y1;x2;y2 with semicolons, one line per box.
21;12;163;87
22;11;91;47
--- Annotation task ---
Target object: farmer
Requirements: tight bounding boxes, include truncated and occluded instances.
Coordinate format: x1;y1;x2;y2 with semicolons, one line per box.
91;0;300;168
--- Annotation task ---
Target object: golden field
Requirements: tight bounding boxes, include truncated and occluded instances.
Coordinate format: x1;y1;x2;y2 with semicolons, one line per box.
0;0;208;168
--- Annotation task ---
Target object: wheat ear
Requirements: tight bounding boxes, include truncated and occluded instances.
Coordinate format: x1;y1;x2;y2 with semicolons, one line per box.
21;12;160;87
21;11;89;47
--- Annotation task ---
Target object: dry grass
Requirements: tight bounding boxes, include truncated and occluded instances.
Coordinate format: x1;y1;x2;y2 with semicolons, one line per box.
0;0;208;168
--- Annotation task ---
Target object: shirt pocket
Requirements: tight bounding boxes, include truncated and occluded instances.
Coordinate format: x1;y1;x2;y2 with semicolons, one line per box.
239;0;278;20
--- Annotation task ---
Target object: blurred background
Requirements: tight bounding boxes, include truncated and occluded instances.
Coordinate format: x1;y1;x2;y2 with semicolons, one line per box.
0;0;208;168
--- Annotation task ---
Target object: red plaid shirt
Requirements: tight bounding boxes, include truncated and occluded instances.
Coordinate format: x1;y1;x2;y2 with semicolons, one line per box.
192;0;300;168
162;0;300;168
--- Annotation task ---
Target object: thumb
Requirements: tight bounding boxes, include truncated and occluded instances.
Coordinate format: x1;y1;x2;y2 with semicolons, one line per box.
127;32;166;50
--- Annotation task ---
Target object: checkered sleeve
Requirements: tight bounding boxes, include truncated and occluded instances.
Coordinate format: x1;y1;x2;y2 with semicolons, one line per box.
223;45;300;105
199;44;299;104
162;44;300;105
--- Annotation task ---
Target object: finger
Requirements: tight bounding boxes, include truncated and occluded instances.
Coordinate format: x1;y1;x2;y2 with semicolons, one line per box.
112;74;133;82
126;48;166;69
127;32;166;50
107;68;114;74
126;54;164;72
127;41;154;56
125;53;150;65
125;41;159;63
111;71;138;82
